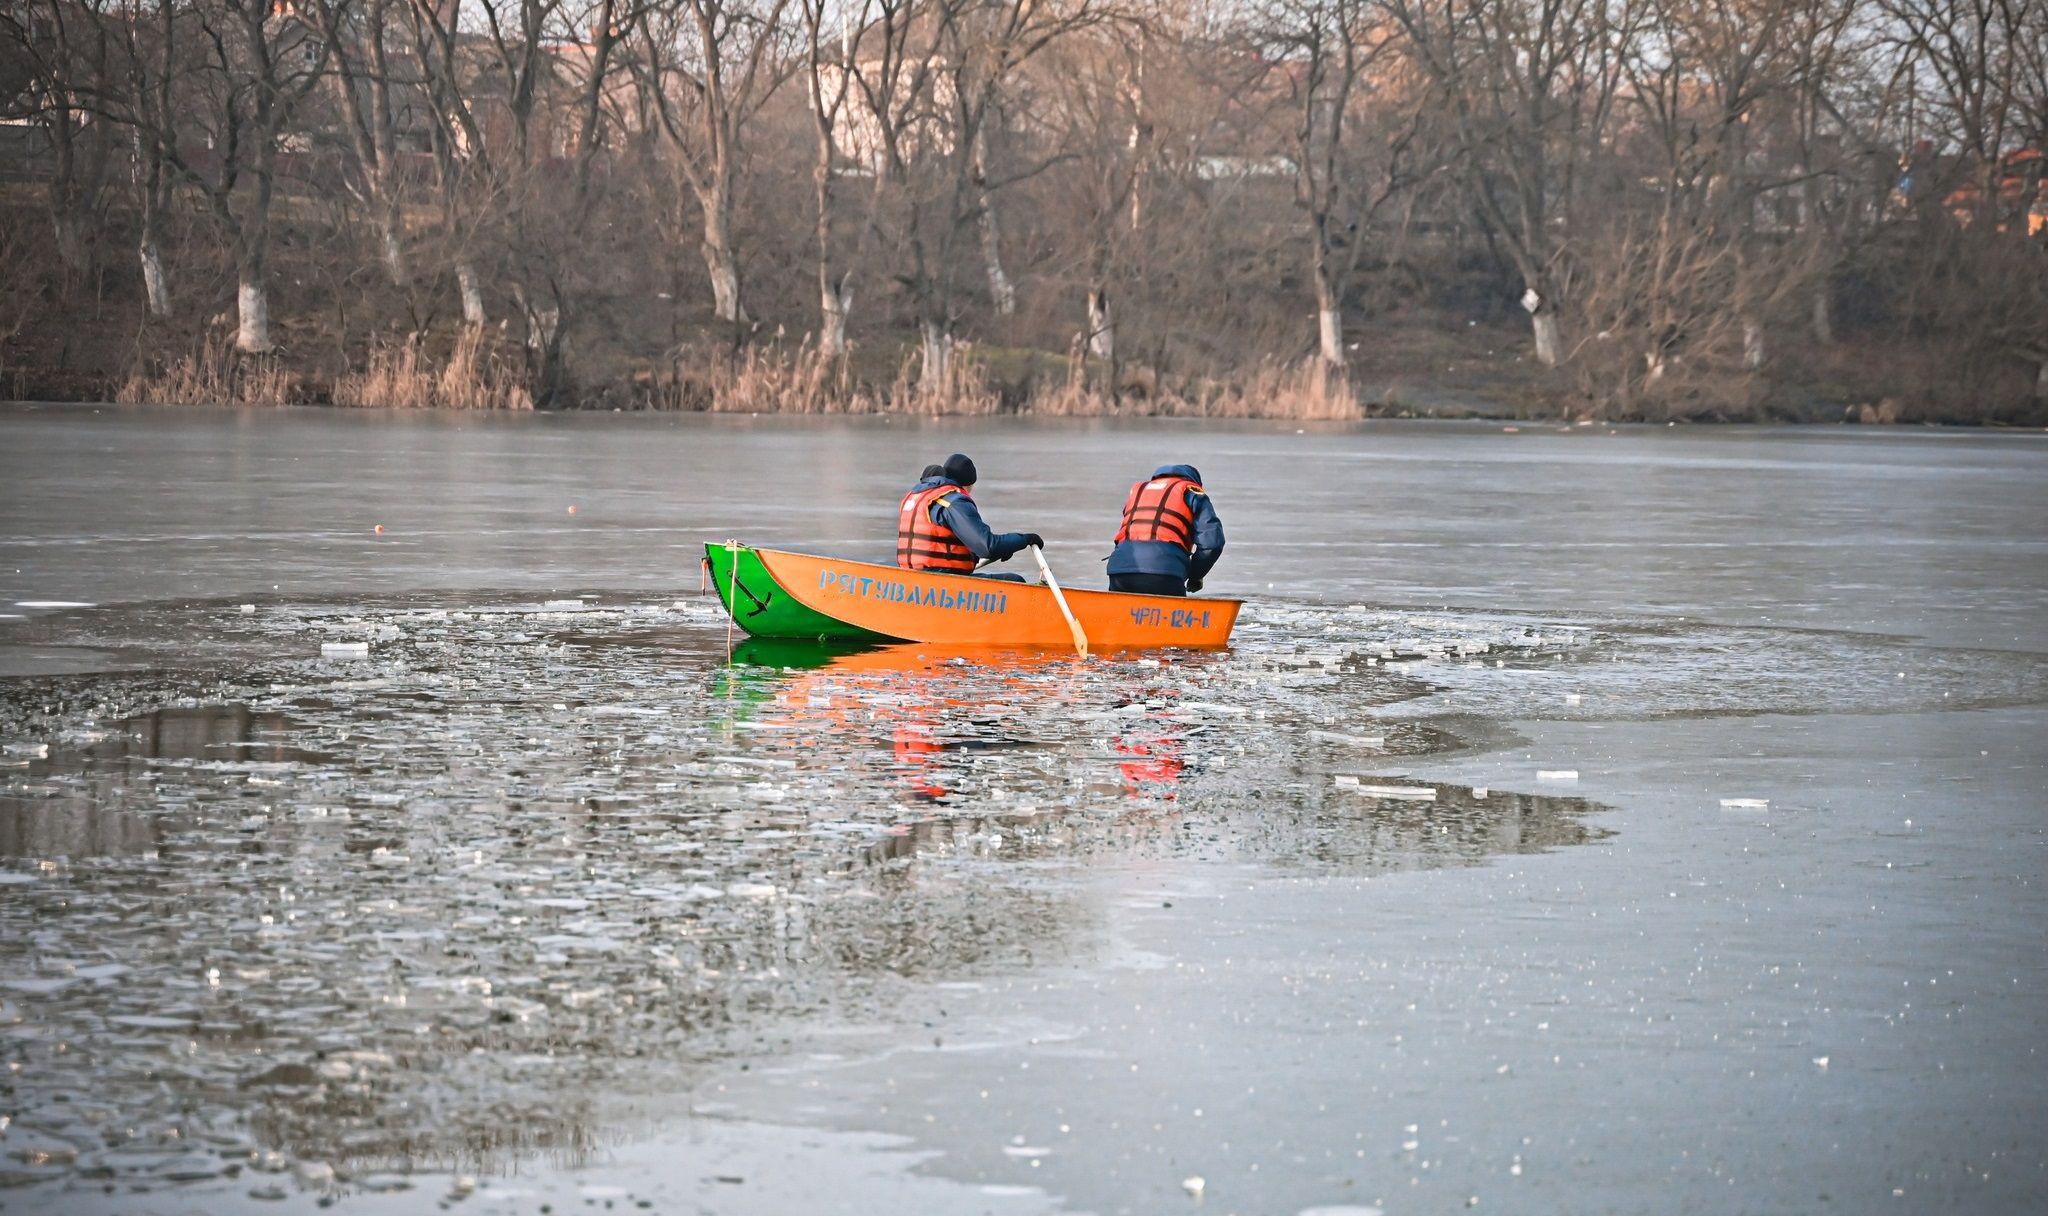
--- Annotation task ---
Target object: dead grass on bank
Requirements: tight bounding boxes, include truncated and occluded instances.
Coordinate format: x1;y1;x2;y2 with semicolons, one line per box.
109;327;1363;420
332;329;532;410
643;345;1360;419
1025;354;1361;419
118;339;302;407
645;344;1005;415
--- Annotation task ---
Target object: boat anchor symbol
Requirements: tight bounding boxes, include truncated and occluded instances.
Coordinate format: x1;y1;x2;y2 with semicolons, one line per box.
732;575;775;619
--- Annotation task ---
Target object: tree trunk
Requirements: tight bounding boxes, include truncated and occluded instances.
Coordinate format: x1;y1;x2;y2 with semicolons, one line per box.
379;208;408;286
1743;319;1765;370
457;261;486;327
980;204;1015;317
238;133;279;354
819;277;851;359
1318;306;1345;368
2036;358;2048;402
139;235;171;318
53;211;88;280
975;128;1015;317
1531;310;1561;368
702;203;746;325
236;265;273;354
1087;287;1114;363
920;319;951;390
1811;287;1833;345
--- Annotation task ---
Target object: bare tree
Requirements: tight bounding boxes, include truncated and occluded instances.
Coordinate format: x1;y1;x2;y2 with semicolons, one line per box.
797;0;872;358
1252;0;1435;369
305;0;413;285
7;1;119;285
166;0;338;352
1387;0;1641;366
633;0;795;327
898;0;1103;386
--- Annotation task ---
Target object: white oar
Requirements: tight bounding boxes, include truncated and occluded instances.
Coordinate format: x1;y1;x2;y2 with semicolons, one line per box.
1030;544;1088;659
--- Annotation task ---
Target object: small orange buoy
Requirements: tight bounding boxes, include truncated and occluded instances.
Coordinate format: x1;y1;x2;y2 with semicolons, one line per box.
567;505;578;515
373;525;384;535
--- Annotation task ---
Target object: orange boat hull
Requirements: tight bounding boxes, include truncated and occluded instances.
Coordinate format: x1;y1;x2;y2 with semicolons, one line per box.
745;547;1241;649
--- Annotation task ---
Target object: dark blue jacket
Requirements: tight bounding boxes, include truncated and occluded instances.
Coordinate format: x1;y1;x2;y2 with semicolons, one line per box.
910;476;1032;563
1106;464;1225;582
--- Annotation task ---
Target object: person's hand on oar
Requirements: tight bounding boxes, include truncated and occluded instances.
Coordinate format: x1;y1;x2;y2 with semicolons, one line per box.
1029;543;1089;659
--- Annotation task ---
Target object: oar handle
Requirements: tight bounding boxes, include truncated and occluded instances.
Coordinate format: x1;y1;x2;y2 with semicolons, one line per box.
1030;544;1089;660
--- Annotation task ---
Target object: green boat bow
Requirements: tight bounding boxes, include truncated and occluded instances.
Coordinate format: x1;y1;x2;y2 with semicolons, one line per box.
704;542;888;641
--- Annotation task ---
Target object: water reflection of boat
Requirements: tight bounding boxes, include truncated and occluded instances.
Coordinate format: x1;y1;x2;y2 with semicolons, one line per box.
719;641;1197;805
706;543;1241;648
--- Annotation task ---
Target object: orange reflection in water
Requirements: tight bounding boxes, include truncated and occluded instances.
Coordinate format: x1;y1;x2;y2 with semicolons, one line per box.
732;642;1191;805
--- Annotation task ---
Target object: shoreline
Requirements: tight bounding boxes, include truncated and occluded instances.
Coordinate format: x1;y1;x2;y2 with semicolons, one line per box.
7;393;2045;429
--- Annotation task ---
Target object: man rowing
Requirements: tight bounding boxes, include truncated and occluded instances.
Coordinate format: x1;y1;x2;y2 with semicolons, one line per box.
1106;463;1225;596
897;453;1043;582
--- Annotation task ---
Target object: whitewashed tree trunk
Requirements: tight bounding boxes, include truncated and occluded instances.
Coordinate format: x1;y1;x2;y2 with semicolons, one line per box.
920;319;951;389
457;262;486;327
139;238;171;318
236;275;273;353
819;279;851;358
1318;306;1345;368
1812;288;1834;345
525;302;560;352
1087;288;1114;363
981;206;1015;317
707;251;744;325
2036;358;2048;401
379;214;408;287
1743;319;1765;370
975;127;1015;317
1532;311;1561;368
53;211;87;279
702;204;746;325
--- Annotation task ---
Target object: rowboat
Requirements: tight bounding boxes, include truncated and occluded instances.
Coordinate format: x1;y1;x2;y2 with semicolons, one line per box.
704;543;1241;649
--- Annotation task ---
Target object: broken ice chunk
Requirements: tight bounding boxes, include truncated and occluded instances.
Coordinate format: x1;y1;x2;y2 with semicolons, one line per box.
1311;731;1386;748
321;641;370;659
1334;777;1437;800
1719;798;1769;810
1536;769;1578;781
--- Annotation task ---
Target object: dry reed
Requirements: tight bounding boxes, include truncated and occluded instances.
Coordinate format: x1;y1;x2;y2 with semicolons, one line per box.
332;329;531;410
119;339;301;407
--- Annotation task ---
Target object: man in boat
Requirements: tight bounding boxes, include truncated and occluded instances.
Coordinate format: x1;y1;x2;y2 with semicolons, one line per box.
897;453;1043;582
1106;463;1224;596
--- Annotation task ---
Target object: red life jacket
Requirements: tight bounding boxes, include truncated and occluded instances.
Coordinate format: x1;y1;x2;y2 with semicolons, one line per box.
897;484;978;573
1115;475;1202;551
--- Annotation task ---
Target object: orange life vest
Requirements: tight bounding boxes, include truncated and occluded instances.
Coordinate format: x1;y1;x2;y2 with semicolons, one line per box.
897;484;978;572
1115;475;1201;551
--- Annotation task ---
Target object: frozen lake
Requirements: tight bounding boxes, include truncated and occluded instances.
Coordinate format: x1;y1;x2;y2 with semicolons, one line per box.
1;404;2045;1213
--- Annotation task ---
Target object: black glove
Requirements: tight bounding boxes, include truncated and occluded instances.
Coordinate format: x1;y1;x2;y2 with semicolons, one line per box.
1187;577;1204;594
1021;533;1045;551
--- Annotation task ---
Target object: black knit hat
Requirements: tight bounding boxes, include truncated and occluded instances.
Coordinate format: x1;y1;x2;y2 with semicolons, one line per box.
942;453;978;486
